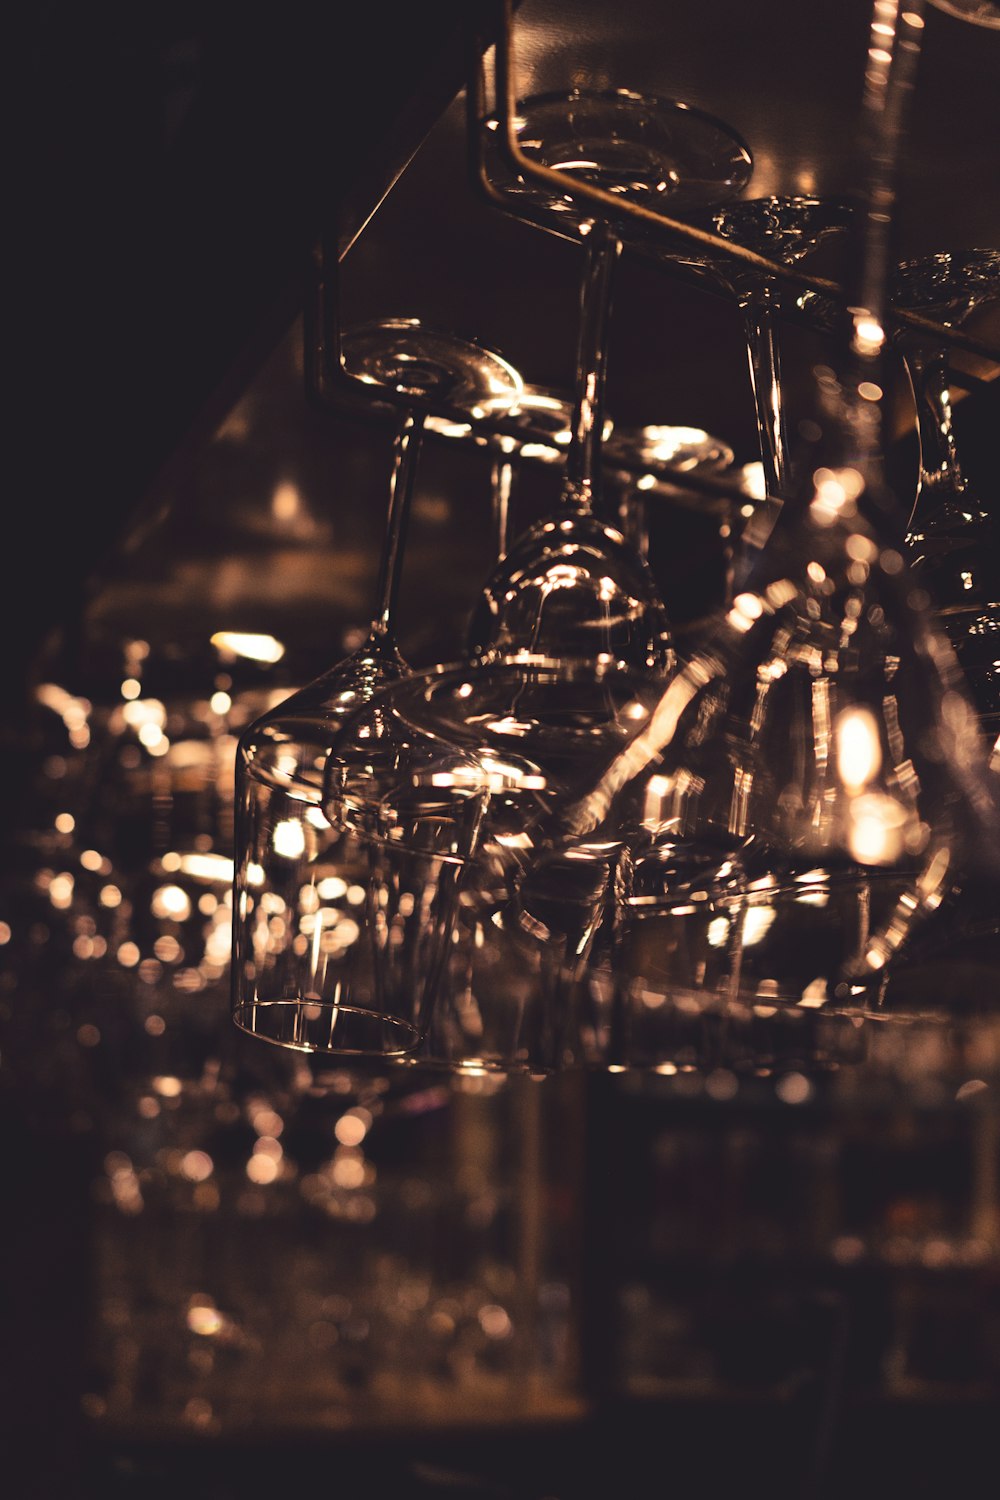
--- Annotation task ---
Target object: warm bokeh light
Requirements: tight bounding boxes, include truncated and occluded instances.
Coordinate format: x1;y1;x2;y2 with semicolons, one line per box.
836;707;883;791
210;631;286;664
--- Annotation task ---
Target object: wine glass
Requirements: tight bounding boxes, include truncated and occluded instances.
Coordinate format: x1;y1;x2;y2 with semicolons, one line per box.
877;249;1000;1008
541;14;998;1034
554;333;1000;1037
319;90;754;1072
231;319;524;1056
889;248;1000;732
681;196;856;502
545;4;1000;1049
371;89;752;680
630;193;854;540
466;87;752;669
541;197;856;1067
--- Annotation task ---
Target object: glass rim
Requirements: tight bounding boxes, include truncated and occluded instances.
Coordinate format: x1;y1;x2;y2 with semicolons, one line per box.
340;315;525;402
492;85;754;172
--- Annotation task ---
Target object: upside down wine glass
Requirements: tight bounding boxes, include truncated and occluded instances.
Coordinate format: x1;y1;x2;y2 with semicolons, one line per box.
643;195;858;620
230;320;523;1054
562;344;1000;1043
540;10;1000;1041
796;250;1000;729
879;249;1000;1002
467;88;751;667
322;90;753;1073
890;249;1000;732
656;195;856;507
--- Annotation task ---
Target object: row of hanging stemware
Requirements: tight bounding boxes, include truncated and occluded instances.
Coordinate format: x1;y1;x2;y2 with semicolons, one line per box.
231;85;1000;1079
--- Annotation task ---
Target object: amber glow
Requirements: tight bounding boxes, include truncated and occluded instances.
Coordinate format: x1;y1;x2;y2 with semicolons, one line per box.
210;631;286;663
836;708;883;791
852;314;885;356
847;792;909;865
273;819;308;860
728;592;764;634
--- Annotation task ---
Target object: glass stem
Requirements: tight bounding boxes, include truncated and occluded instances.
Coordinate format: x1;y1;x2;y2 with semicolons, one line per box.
371;409;425;640
563;221;621;511
850;1;926;357
904;345;984;532
489;437;517;562
741;287;791;501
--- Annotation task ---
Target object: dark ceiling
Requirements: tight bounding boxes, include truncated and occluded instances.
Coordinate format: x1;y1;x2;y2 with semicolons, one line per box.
10;0;1000;703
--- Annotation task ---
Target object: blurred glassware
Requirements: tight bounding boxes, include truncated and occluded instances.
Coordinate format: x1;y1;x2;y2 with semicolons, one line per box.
537;0;1000;1044
889;248;1000;735
925;0;1000;24
3;314;388;1142
555;336;1000;1038
876;251;1000;1012
231;320;524;1057
84;1061;578;1435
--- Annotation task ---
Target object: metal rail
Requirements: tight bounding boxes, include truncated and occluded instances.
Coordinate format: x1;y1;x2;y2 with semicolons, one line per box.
469;0;1000;371
306;0;997;491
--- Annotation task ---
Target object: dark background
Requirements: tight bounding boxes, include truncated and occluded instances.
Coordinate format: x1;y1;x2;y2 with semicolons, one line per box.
9;2;502;696
9;0;999;707
4;7;1000;1498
